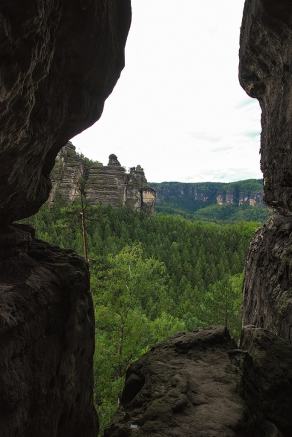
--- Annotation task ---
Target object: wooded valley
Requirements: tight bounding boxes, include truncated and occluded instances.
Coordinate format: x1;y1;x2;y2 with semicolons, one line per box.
27;204;258;432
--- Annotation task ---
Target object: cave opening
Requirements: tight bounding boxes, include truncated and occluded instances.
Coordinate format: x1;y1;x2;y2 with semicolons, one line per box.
1;0;292;436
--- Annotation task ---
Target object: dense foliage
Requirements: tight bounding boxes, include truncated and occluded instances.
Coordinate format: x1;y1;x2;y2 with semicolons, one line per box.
26;203;258;432
151;179;264;198
192;204;269;222
156;203;269;222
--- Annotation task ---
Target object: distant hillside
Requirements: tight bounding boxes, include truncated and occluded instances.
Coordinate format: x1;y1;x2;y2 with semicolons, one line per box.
150;180;268;222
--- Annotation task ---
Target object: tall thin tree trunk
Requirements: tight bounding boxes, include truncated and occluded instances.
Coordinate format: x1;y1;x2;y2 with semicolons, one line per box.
224;286;228;329
80;193;89;262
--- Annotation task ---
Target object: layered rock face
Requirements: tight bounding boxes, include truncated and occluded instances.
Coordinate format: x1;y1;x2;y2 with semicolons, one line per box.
106;327;292;437
239;0;292;340
50;143;156;213
151;180;264;212
239;0;292;212
0;1;131;436
0;0;131;224
243;215;292;338
48;143;86;204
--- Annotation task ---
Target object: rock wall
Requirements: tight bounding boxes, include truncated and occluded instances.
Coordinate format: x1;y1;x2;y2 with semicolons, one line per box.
239;0;292;212
0;224;98;437
240;0;292;340
0;1;132;436
151;180;264;212
243;215;292;338
0;0;131;224
49;143;86;204
86;153;127;208
50;143;156;213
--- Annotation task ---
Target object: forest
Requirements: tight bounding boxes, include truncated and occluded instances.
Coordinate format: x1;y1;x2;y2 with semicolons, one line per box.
26;203;259;433
151;179;269;222
156;203;269;222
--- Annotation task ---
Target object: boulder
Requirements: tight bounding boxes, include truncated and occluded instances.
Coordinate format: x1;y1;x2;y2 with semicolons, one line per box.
105;328;265;437
105;327;292;436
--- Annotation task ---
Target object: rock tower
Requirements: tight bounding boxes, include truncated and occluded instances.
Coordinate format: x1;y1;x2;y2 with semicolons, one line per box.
50;143;156;213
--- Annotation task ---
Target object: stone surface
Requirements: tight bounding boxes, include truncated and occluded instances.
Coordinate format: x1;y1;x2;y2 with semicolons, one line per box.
0;1;131;436
0;224;97;437
243;214;292;340
50;143;156;213
48;142;86;204
240;0;292;341
0;0;131;224
105;327;267;437
105;327;292;437
239;0;292;212
241;327;292;436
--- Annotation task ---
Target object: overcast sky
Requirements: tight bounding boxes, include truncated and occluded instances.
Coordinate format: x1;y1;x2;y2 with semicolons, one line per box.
73;0;262;183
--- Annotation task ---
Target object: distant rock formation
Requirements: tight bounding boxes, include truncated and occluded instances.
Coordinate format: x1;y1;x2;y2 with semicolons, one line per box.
151;180;264;213
0;0;131;225
49;143;156;214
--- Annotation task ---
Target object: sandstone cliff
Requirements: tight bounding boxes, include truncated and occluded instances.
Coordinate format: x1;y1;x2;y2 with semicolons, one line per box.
49;142;156;213
151;180;264;212
0;0;131;225
239;0;292;340
0;0;132;436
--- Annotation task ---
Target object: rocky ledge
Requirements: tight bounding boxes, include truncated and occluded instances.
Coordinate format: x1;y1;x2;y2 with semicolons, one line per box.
105;327;292;437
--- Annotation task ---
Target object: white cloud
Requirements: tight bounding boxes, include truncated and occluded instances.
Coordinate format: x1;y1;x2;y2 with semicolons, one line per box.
73;0;262;183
